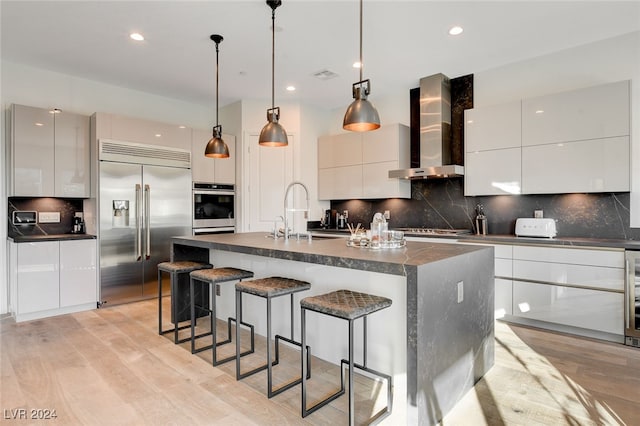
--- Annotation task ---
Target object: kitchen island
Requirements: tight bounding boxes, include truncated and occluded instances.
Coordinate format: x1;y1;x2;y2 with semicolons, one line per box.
171;232;494;425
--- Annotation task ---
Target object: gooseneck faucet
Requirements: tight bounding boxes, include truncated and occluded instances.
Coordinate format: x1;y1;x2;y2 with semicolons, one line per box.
283;181;310;240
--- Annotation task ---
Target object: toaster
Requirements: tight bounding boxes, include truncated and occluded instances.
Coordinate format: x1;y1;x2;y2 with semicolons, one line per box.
515;218;557;238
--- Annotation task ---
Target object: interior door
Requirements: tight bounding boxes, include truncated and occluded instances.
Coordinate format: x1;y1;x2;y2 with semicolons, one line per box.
141;165;192;298
99;161;143;304
244;133;294;232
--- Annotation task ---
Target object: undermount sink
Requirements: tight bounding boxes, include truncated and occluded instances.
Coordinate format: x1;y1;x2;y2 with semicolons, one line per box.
310;235;341;240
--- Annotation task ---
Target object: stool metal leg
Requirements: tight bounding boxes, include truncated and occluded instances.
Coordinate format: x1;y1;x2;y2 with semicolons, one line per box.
158;269;163;335
348;318;354;426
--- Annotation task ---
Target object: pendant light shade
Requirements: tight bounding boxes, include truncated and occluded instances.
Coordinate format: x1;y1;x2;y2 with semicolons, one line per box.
259;0;288;147
343;0;380;132
204;34;230;158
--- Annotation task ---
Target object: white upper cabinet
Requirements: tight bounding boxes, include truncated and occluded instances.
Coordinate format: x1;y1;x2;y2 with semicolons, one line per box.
191;128;236;184
522;136;630;194
318;124;410;200
318;132;362;169
10;104;90;197
54;110;91;197
94;112;192;151
465;101;521;152
522;80;630;146
465;148;522;196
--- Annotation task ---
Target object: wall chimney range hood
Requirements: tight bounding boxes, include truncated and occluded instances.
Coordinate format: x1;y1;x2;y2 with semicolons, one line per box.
389;73;464;179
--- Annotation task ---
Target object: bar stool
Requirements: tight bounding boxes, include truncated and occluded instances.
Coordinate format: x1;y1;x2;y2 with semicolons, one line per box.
158;260;212;344
235;277;312;398
300;289;393;426
190;267;255;365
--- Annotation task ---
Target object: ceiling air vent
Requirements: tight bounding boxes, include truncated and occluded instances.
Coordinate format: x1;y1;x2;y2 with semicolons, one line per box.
313;69;338;80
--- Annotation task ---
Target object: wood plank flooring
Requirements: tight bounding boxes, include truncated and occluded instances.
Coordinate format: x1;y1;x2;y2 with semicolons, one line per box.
1;299;639;425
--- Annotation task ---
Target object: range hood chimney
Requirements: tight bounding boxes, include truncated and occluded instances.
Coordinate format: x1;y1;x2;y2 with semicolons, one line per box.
389;73;464;179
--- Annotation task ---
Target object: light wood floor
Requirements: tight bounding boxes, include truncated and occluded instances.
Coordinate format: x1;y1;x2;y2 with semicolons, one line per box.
1;299;639;425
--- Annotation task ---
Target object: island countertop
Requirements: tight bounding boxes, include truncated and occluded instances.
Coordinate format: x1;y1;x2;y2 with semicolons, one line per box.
171;232;488;276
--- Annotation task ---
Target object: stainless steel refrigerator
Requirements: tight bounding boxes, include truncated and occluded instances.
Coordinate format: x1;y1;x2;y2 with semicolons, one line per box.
98;140;191;305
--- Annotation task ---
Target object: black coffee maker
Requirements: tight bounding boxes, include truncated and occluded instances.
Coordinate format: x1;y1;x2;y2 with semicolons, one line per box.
323;209;337;229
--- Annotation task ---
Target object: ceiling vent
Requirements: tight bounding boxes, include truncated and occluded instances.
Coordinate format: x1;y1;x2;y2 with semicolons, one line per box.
313;69;338;80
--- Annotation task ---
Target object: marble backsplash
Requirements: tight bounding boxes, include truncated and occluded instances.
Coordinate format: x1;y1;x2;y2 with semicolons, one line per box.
331;179;640;240
8;197;84;237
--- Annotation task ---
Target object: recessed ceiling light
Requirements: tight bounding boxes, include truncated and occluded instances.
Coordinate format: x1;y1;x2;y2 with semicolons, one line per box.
155;134;162;138
448;26;463;36
178;125;186;129
130;33;145;41
352;61;362;69
286;86;296;92
535;110;544;114
34;122;44;127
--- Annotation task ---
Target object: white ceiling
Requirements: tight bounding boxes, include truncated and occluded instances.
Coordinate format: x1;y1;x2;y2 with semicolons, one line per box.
2;1;640;110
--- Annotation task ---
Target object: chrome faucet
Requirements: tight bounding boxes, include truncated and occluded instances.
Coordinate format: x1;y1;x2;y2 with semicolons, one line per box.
283;181;310;240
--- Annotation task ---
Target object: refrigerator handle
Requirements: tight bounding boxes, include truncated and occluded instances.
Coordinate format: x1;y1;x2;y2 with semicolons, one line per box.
625;256;631;330
145;184;151;260
135;184;142;261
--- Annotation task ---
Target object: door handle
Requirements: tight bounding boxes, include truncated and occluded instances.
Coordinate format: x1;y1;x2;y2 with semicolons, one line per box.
145;184;151;260
135;184;142;261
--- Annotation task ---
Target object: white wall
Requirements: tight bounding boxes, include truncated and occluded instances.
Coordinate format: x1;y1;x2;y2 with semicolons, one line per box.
472;31;640;227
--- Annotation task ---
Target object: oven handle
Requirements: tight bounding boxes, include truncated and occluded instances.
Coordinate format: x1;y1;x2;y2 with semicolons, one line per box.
193;190;235;196
193;227;236;235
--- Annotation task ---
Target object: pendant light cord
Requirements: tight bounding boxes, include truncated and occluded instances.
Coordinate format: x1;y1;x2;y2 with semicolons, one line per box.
271;7;276;111
215;40;220;126
359;0;363;83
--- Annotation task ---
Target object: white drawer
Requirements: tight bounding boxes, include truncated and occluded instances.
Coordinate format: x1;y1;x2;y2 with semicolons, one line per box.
513;245;623;268
493;244;513;259
513;281;623;335
513;259;624;291
495;258;512;278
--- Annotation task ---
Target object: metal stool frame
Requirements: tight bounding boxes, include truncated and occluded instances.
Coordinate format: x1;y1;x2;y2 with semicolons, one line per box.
301;308;393;426
190;271;255;366
158;262;211;344
235;281;311;398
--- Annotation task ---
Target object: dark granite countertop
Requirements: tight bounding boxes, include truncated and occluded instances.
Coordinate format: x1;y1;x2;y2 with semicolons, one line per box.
172;232;490;277
8;234;97;243
308;227;640;250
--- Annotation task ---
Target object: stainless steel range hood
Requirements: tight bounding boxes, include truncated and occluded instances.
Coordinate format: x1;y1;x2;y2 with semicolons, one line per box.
389;73;464;179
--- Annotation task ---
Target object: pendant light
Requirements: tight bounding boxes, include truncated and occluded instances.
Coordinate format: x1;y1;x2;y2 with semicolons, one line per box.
259;0;288;147
343;0;380;132
204;34;230;158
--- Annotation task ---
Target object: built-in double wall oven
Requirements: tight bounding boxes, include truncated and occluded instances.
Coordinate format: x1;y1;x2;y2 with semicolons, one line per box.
626;250;640;347
192;182;235;235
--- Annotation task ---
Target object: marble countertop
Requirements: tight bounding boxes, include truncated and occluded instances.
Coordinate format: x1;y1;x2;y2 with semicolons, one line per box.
8;234;97;243
172;232;489;276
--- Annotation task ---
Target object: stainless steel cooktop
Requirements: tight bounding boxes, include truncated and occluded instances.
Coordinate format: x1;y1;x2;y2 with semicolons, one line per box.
394;228;472;236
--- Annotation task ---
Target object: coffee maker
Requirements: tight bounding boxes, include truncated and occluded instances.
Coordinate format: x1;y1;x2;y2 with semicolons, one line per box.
323;209;337;229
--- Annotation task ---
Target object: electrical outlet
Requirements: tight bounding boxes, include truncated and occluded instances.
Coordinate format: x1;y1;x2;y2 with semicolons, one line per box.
216;284;221;296
457;281;464;303
39;212;60;223
384;210;390;220
534;210;544;218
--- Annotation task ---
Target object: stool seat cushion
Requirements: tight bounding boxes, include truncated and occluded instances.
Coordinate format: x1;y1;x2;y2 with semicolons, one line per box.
191;267;254;283
236;277;311;298
301;289;392;320
158;261;212;273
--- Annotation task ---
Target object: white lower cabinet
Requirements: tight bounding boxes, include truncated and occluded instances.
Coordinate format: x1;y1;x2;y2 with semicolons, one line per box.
60;240;98;307
512;281;623;335
16;241;60;314
10;239;97;322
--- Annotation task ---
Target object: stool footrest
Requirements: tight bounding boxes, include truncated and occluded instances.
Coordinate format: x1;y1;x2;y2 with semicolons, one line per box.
213;317;255;365
160;323;192;344
237;334;312;398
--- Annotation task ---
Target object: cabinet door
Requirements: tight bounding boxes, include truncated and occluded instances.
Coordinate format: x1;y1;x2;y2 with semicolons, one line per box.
362;161;410;199
214;136;236;184
54;111;91;197
191;128;216;182
464;148;521;196
522;80;630;146
318;168;334;200
521;136;630;193
513;281;623;335
110;114;191;148
60;240;97;307
318;132;362;168
465;102;521;152
331;165;363;200
495;278;513;318
17;242;59;314
363;124;400;163
11;104;55;196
